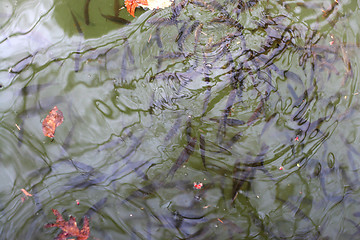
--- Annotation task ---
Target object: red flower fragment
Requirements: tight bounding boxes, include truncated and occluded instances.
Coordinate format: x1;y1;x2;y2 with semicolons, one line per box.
194;182;203;190
125;0;148;17
45;209;90;240
42;106;64;138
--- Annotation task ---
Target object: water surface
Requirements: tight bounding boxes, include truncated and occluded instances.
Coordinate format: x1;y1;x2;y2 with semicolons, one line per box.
1;0;360;239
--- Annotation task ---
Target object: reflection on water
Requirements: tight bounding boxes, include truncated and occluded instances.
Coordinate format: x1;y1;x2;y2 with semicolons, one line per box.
1;0;360;239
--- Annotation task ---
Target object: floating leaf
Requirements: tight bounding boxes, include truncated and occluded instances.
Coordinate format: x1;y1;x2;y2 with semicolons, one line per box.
42;106;64;138
45;209;90;240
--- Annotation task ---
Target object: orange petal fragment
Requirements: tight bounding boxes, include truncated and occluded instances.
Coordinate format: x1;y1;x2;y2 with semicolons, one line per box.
42;106;64;138
125;0;148;17
140;0;148;5
21;188;32;197
125;0;137;17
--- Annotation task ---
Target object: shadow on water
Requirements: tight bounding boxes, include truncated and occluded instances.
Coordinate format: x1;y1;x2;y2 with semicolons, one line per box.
1;0;360;239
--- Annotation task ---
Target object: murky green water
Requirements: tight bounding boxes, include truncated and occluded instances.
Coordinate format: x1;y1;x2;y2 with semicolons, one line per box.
1;0;360;239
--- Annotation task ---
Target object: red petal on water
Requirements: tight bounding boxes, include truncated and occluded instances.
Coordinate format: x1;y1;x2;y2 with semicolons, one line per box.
193;182;203;190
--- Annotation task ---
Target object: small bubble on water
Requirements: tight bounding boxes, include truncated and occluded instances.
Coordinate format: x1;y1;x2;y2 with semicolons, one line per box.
294;6;301;14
